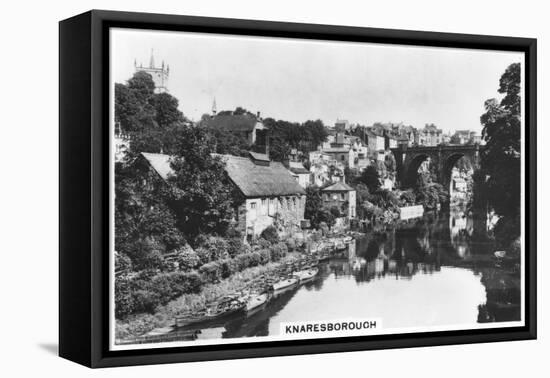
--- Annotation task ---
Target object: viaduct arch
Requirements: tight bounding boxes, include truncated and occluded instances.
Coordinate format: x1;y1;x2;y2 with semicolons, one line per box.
390;144;484;190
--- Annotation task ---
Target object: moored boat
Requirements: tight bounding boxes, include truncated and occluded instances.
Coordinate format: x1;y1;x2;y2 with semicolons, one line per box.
246;293;269;312
272;277;298;291
175;299;245;328
293;267;319;282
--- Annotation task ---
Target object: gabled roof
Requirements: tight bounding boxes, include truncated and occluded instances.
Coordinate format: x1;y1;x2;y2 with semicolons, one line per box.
205;114;264;133
364;129;382;138
321;181;354;192
140;152;305;198
141;152;173;180
288;161;310;175
221;155;305;197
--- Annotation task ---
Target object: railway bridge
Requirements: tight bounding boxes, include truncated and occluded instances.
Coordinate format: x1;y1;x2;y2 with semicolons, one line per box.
390;144;484;189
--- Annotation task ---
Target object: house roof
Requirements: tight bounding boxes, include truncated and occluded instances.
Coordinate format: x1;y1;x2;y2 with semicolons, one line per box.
364;129;381;138
205;114;264;133
249;151;270;162
288;161;310;175
222;155;305;197
141;152;173;180
141;152;305;198
321;181;355;192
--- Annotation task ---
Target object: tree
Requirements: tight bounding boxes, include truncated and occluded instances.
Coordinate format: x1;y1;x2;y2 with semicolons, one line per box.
302;119;329;151
414;171;449;210
114;161;186;265
115;71;186;155
260;226;279;244
359;165;381;193
167;125;237;241
151;92;184;127
304;185;329;229
204;126;251;157
480;62;521;246
128;71;156;104
385;152;397;174
480;63;521;219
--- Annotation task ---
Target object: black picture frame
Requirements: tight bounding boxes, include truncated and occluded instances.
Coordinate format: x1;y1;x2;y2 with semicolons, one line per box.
59;9;537;368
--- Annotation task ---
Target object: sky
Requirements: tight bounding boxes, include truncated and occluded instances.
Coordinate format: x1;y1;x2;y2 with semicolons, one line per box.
111;28;523;133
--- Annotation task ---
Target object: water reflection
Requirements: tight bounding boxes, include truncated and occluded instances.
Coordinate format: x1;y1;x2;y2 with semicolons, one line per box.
175;209;521;340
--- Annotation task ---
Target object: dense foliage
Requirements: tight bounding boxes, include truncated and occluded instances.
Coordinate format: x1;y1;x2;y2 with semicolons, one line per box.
262;118;329;161
304;185;336;229
480;62;521;246
167;125;237;240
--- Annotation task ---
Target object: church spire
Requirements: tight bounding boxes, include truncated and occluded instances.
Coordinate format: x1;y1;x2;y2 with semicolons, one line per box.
149;48;155;68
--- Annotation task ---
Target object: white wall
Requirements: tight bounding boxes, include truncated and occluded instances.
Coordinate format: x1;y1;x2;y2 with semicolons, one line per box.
0;0;546;377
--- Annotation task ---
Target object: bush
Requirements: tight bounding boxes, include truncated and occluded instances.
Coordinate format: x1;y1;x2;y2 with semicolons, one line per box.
115;277;135;319
199;261;222;283
285;237;297;251
249;251;262;267
258;249;271;264
195;235;230;261
227;237;246;257
195;247;211;265
115;252;133;274
176;249;201;271
260;225;279;244
234;253;251;271
133;249;167;272
270;242;288;262
400;190;416;206
256;238;271;249
132;290;161;314
170;271;203;294
219;259;236;279
329;206;342;218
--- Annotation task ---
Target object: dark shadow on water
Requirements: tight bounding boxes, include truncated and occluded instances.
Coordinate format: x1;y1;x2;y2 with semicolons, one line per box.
38;343;58;356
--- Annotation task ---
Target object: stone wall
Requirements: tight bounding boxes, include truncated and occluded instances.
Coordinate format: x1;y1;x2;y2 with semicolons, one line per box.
237;195;306;242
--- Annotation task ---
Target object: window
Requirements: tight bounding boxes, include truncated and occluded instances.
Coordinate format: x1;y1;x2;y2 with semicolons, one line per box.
341;155;345;161
262;198;267;207
341;193;345;200
250;202;257;209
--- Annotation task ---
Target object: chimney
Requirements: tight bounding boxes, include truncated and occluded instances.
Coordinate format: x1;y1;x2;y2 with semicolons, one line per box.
256;111;261;120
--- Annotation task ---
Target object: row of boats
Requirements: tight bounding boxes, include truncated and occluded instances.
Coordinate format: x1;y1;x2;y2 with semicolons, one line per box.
309;235;354;256
174;265;319;328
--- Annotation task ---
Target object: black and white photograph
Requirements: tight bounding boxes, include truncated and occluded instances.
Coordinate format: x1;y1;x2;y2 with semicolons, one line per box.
110;27;526;350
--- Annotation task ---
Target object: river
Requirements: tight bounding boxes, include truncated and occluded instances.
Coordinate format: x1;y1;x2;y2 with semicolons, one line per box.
178;208;521;341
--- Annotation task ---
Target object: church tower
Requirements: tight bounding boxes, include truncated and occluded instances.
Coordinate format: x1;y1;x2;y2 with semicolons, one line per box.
134;49;169;93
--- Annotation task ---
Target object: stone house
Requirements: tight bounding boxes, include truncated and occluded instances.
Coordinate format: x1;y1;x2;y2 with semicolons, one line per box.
321;181;357;219
287;161;312;188
321;147;355;169
140;151;306;243
364;129;386;161
418;123;443;146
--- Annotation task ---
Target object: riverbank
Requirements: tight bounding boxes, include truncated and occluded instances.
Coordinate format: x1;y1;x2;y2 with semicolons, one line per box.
115;252;306;341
